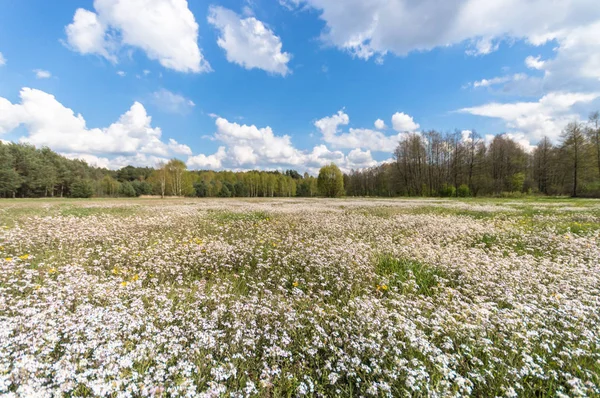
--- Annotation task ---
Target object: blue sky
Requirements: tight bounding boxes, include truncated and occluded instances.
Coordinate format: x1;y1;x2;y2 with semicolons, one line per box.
1;0;599;172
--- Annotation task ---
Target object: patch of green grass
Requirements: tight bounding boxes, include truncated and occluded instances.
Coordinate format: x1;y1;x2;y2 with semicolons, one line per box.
409;206;500;220
555;221;600;235
375;255;456;295
475;233;498;249
472;233;547;258
206;210;271;223
59;206;139;217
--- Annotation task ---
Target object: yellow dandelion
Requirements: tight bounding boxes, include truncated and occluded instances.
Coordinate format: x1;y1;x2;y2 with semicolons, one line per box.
132;274;139;281
19;254;30;260
121;281;128;287
112;267;119;275
381;284;388;291
4;257;12;262
292;281;299;287
48;268;57;274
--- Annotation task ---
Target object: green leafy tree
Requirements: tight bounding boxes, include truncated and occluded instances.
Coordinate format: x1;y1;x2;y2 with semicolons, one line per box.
561;122;588;197
457;184;470;197
511;172;526;193
0;144;22;198
317;163;344;197
119;181;137;197
70;179;94;198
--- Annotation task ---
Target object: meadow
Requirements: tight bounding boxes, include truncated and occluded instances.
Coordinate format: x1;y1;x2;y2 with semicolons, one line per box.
0;197;599;397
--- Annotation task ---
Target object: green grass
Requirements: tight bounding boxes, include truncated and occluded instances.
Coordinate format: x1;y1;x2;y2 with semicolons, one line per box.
205;209;271;223
375;255;457;295
59;205;140;217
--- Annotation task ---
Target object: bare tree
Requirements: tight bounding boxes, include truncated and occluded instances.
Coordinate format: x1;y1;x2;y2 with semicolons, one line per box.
561;122;587;197
587;111;600;178
157;161;167;198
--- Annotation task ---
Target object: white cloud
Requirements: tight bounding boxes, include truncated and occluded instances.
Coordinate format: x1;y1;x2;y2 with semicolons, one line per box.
116;70;126;76
284;0;600;65
63;152;171;169
391;112;419;132
315;110;411;152
461;130;473;143
346;148;377;168
459;91;600;143
151;89;195;114
0;88;191;168
374;119;386;129
472;73;527;88
533;22;600;92
168;138;192;155
525;55;545;70
207;6;291;76
0;52;6;66
185;116;380;173
187;146;227;169
65;8;116;62
65;0;210;73
213;117;304;166
34;69;52;79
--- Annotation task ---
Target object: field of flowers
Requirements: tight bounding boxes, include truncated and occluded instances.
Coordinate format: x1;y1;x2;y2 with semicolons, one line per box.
1;198;599;397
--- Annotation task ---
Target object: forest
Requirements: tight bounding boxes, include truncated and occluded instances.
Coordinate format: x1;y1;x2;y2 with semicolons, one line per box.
1;114;599;198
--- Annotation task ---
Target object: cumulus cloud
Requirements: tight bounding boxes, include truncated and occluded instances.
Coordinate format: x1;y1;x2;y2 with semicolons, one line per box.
347;148;377;168
0;88;192;168
116;70;126;76
65;0;210;73
168;138;192;155
459;91;600;143
0;52;6;66
65;8;117;62
187;146;227;169
207;6;291;76
213;117;305;166
531;22;600;92
185;117;379;173
314;110;418;152
391;112;420;132
151;89;195;114
525;55;545;70
284;0;600;62
374;119;386;129
34;69;52;79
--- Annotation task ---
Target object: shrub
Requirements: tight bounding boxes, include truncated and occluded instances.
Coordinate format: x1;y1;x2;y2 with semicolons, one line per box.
70;179;94;198
457;184;470;197
119;181;137;197
439;184;456;197
131;180;152;196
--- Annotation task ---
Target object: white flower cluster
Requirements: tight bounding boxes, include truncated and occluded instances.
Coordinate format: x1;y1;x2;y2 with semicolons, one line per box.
0;198;598;397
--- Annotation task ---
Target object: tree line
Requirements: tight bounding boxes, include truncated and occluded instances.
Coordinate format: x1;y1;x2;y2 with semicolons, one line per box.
1;113;599;198
0;142;318;198
345;114;600;198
